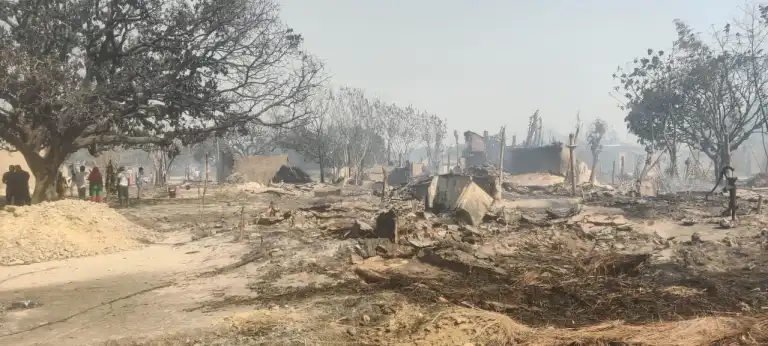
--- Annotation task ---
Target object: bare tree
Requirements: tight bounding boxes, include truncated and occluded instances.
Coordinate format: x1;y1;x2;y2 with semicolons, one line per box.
419;113;446;172
279;89;337;182
381;103;400;165
332;87;375;182
587;119;607;183
573;111;583;142
390;105;421;166
147;141;183;185
224;124;279;158
524;110;543;147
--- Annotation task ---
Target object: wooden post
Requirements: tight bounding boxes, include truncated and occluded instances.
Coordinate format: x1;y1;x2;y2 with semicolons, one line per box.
612;160;616;185
620;156;625;178
381;167;387;202
567;133;577;196
496;126;506;201
199;153;209;224
757;195;763;214
239;205;246;241
453;130;461;171
393;210;399;245
727;177;738;221
447;147;452;168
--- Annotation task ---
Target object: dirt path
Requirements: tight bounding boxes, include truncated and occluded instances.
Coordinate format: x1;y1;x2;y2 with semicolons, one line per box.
0;187;357;346
0;230;256;346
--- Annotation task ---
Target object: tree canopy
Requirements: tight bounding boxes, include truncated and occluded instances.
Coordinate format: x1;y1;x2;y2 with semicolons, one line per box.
0;0;321;200
614;9;768;175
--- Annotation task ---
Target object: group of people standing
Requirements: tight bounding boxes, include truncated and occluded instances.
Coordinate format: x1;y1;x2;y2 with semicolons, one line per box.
2;160;147;206
67;163;145;205
1;165;31;206
64;165;106;202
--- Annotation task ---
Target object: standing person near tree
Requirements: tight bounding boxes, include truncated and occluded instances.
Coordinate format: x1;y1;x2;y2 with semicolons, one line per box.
14;165;30;205
117;167;130;206
88;166;104;202
135;167;145;199
2;165;16;205
73;166;88;199
68;163;77;197
105;160;116;198
56;170;68;200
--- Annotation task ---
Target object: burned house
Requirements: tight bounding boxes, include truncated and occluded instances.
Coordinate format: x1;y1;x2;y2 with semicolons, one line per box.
463;131;487;167
504;143;571;176
462;130;569;175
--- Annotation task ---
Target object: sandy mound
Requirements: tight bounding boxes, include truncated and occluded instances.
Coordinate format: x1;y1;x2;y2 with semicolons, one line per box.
0;200;157;265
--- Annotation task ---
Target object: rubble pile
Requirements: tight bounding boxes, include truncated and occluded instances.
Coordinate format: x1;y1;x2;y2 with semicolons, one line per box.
746;172;768;188
0;200;157;265
299;172;768;332
210;166;768;344
225;172;249;184
216;182;266;197
464;165;501;194
272;165;312;184
344;206;768;328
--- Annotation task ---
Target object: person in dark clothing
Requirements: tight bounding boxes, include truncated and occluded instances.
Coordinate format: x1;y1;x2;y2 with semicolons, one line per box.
14;165;30;206
2;165;15;205
105;161;116;197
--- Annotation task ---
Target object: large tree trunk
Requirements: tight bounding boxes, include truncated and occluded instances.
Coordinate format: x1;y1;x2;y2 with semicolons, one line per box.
589;152;599;183
386;141;391;165
668;145;678;178
719;149;733;178
21;148;66;203
706;146;733;182
345;146;351;181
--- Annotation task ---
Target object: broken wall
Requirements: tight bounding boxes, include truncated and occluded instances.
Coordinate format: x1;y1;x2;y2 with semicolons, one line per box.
504;144;569;176
576;161;591;184
426;174;493;225
233;154;288;184
365;164;389;182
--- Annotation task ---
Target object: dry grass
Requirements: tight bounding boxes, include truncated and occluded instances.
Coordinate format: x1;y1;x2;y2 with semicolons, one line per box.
524;314;768;345
400;306;768;346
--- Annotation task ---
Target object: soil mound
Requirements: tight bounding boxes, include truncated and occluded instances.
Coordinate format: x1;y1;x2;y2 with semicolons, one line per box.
0;200;157;265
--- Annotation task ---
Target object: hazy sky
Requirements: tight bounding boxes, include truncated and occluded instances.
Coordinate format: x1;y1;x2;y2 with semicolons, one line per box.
279;0;751;142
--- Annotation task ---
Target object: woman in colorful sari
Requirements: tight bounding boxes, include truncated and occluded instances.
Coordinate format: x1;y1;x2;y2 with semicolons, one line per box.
87;166;104;202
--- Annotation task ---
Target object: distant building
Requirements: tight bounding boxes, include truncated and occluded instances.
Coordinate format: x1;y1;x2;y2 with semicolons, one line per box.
463;131;487;167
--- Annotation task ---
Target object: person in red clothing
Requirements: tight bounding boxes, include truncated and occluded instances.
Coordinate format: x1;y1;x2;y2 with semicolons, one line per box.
88;166;104;202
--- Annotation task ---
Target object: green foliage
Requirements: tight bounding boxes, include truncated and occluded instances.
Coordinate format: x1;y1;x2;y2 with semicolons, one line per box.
613;11;768;167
